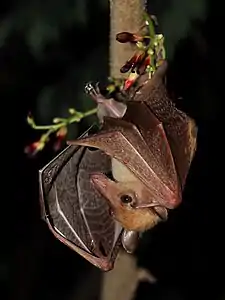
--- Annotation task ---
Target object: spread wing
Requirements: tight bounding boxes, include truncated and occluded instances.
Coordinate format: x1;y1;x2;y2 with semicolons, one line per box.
39;144;122;271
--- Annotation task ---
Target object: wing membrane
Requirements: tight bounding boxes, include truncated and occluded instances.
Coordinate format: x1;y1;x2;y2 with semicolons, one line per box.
39;144;122;271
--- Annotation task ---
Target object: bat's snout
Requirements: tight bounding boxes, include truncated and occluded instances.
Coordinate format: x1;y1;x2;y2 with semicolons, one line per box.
91;173;117;200
91;173;121;215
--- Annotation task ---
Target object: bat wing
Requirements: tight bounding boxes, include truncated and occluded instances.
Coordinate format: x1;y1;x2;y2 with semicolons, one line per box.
122;101;179;194
69;115;181;209
39;143;122;271
130;61;197;189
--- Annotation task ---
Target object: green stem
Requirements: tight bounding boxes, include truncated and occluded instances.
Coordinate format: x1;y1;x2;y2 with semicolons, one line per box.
31;108;97;131
81;107;98;118
31;123;62;130
143;12;155;39
40;128;55;143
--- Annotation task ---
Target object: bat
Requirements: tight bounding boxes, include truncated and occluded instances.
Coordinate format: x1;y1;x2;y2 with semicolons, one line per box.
39;60;197;270
69;60;197;234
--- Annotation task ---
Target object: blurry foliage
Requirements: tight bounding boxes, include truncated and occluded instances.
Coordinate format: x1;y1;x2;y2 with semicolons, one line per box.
0;0;107;56
0;0;109;122
36;44;109;124
157;0;206;58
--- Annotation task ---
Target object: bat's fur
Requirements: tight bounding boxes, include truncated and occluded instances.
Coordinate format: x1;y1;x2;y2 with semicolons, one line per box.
114;204;161;232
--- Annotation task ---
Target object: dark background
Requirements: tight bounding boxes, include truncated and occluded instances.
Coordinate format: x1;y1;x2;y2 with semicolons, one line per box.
1;0;224;299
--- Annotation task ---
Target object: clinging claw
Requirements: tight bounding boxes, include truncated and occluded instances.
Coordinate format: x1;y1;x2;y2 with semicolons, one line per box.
84;82;127;123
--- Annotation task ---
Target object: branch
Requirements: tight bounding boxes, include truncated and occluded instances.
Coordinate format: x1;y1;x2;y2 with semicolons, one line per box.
109;0;145;78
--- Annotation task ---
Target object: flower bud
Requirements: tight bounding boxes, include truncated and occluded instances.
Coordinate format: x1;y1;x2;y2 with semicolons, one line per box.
116;32;143;44
24;140;45;156
120;54;138;73
56;127;67;138
123;72;139;90
116;32;135;43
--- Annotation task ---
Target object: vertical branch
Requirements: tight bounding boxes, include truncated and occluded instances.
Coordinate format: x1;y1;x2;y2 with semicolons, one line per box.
100;2;153;300
109;0;145;78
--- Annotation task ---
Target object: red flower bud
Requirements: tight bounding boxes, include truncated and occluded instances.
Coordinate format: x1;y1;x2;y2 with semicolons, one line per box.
24;141;44;156
53;140;63;152
136;54;150;74
56;127;67;139
124;79;133;90
123;72;139;90
120;54;139;73
53;127;67;151
53;126;67;151
116;32;132;43
116;32;143;43
145;56;151;66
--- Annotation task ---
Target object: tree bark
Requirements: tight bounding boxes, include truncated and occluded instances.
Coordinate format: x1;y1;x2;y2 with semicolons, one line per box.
101;2;151;300
109;0;145;78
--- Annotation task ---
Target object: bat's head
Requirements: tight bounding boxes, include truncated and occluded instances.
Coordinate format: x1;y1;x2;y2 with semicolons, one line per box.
91;162;168;232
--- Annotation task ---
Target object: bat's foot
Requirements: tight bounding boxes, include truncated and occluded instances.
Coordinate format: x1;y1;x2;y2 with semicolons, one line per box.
84;82;103;103
85;82;127;122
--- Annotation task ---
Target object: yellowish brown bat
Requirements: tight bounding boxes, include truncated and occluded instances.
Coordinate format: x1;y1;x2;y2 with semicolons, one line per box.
40;61;197;270
68;61;197;242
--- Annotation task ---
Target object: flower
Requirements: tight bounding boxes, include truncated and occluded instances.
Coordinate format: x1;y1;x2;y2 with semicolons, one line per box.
120;51;147;74
120;51;151;76
120;54;139;73
116;32;143;44
26;113;35;127
123;72;139;90
24;140;45;156
136;55;151;74
53;127;67;151
117;12;166;84
56;126;67;139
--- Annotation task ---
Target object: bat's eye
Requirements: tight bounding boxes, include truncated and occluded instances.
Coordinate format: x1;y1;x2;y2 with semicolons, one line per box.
120;194;133;204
